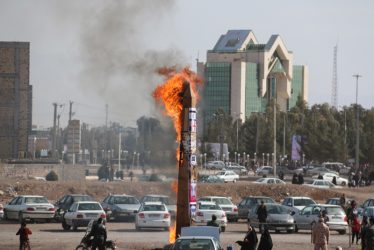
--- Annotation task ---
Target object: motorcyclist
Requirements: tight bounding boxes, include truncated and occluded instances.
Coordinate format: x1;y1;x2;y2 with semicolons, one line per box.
88;218;107;250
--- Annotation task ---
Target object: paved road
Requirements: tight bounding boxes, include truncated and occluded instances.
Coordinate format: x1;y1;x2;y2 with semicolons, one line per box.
0;219;354;250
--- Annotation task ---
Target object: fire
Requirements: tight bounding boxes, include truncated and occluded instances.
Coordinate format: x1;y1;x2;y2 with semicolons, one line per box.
153;67;201;142
169;221;177;244
153;67;201;244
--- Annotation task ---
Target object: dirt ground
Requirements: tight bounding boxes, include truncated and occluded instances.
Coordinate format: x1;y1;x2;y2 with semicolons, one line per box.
0;176;372;205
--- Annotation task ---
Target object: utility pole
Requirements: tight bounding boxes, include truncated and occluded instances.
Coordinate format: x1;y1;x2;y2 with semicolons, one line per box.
118;132;121;171
353;74;362;171
105;104;109;128
69;101;74;122
52;103;58;159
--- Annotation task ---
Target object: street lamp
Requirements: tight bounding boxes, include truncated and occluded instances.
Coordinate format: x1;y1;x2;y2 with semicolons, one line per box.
204;153;207;170
267;153;270;166
238;154;241;164
33;136;37;159
262;153;264;166
353;74;362;171
234;152;237;163
302;153;305;165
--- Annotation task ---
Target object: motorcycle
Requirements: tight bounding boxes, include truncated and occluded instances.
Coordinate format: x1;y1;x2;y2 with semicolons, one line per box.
75;220;116;250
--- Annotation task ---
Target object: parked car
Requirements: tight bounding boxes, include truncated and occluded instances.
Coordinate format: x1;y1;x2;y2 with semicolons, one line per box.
326;197;354;207
192;201;227;232
248;203;295;233
253;177;286;185
256;166;273;176
199;175;225;183
312;173;348;186
3;195;55;222
101;194;141;221
0;204;4;219
171;236;223;250
282;197;316;211
237;196;275;220
360;199;374;210
224;163;247;175
206;161;225;170
305;167;339;177
322;162;351;175
198;196;238;222
363;206;374;218
140;195;176;217
134;201;171;231
303;180;342;189
216;170;239;183
292;204;348;234
62;201;106;231
54;194;94;221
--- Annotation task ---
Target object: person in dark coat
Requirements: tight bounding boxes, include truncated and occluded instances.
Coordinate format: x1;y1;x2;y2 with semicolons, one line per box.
256;201;267;233
207;214;220;228
257;229;273;250
332;176;337;185
298;173;304;185
236;224;258;250
292;173;298;184
88;218;107;250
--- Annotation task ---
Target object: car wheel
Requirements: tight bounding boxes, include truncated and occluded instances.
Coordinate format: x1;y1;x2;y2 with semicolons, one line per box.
220;226;225;233
233;179;237;183
338;230;346;235
294;223;299;233
62;219;71;230
341;181;346;186
73;224;78;231
275;230;280;233
287;229;294;233
135;225;142;231
3;210;8;220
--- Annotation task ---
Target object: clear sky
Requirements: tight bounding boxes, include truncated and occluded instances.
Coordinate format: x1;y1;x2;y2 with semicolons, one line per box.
0;0;373;128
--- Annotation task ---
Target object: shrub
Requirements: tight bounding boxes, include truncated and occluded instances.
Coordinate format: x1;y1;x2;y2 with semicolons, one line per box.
46;170;58;181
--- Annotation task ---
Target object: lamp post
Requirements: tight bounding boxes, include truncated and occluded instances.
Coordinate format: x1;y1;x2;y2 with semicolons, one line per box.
238;154;241;164
234;152;237;163
262;153;264;166
267;153;270;166
353;74;362;171
33;136;36;159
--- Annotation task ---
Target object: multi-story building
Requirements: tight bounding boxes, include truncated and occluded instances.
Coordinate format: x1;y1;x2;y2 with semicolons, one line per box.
197;30;308;129
0;42;32;159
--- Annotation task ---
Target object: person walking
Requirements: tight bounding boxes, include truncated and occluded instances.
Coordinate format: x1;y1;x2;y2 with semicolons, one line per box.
339;194;346;208
298;173;304;185
351;214;361;245
207;214;220;228
360;216;369;250
365;217;374;250
332;176;337;185
16;221;32;250
257;229;273;250
236;224;258;250
312;216;330;250
257;201;268;233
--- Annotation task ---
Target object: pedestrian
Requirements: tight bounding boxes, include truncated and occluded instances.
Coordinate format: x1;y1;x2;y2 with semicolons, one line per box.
360;216;369;250
292;173;298;184
236;224;258;250
16;221;32;250
332;176;337;185
257;229;273;250
351;214;361;245
207;214;220;228
298;173;304;185
346;200;358;224
339;194;346;208
278;171;284;181
317;173;323;180
312;216;330;250
365;217;374;250
129;171;134;182
256;201;267;233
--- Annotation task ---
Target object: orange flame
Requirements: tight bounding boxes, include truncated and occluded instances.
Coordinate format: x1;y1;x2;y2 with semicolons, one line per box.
153;67;201;244
169;221;177;244
152;67;201;142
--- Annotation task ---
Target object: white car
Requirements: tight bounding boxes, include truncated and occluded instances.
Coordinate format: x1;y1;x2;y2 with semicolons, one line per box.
198;196;238;222
253;177;286;185
135;201;171;231
140;194;176;217
256;166;274;176
3;195;55;222
303;180;342;189
282;197;317;211
192;201;227;232
216;170;239;183
171;236;223;250
62;201;106;231
312;173;348;186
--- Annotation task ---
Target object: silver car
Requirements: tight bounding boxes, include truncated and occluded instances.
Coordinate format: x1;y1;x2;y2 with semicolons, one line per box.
101;194;140;221
140;195;176;217
198;196;238;222
292;204;348;234
247;203;295;233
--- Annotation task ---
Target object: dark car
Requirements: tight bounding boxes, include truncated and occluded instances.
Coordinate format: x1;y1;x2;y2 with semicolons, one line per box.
237;196;275;220
54;194;94;221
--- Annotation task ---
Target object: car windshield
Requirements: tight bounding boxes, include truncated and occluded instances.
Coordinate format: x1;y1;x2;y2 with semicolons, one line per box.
73;196;92;202
78;203;102;210
256;198;275;204
325;207;345;215
143;196;170;205
199;203;221;210
266;204;289;214
173;238;214;250
294;199;315;206
142;204;165;211
216;171;225;175
25;197;49;204
256;178;266;182
212;198;231;205
114;196;139;204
